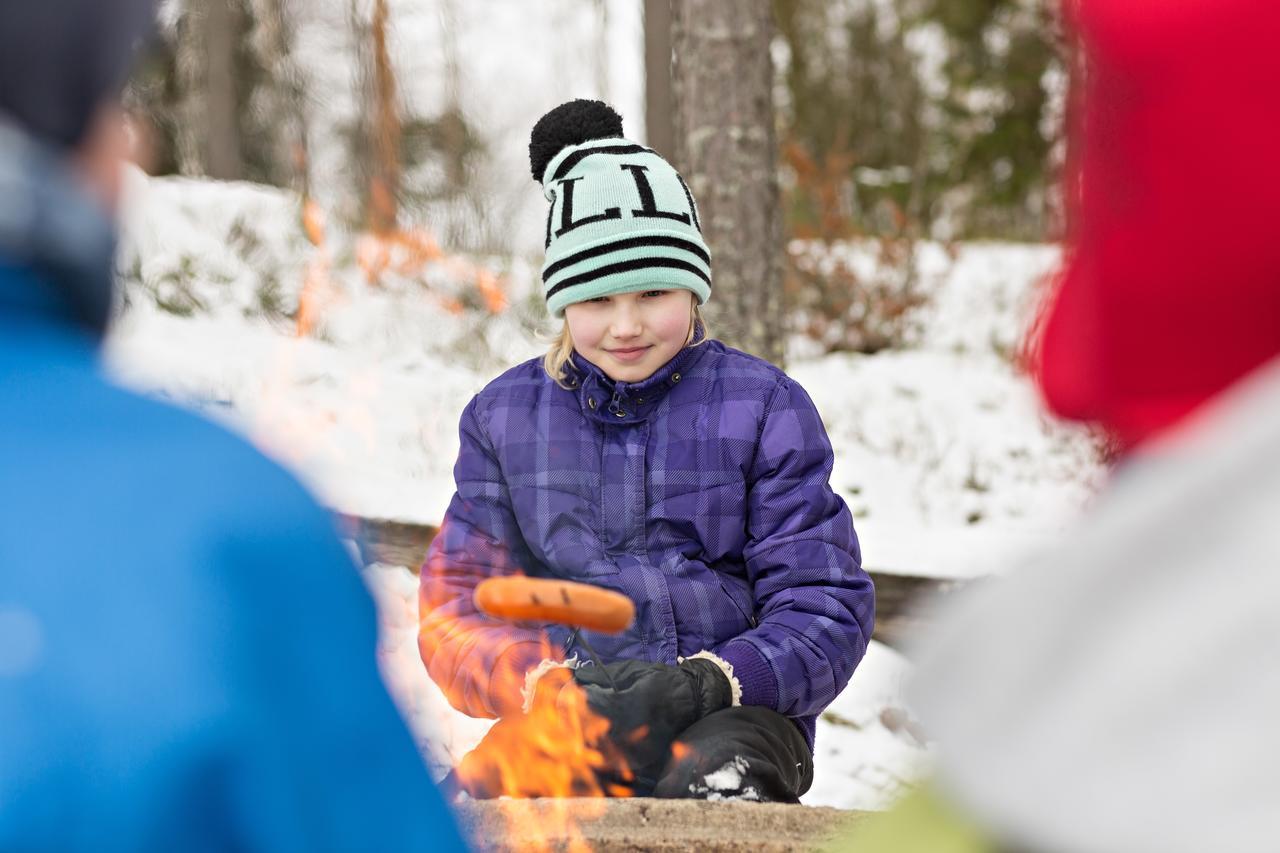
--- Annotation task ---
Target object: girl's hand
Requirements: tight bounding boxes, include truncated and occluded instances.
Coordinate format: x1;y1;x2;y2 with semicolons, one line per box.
573;658;734;787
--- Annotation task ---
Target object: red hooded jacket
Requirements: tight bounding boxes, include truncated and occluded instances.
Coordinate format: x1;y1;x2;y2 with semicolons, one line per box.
1035;0;1280;448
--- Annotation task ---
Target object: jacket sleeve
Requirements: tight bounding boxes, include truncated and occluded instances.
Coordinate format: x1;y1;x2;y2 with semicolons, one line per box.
714;378;875;719
418;396;559;719
206;463;469;852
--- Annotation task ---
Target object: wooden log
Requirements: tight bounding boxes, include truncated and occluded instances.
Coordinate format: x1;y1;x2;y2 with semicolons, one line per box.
453;797;863;853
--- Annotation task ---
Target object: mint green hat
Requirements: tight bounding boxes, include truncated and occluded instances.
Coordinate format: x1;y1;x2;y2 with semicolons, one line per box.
529;100;711;317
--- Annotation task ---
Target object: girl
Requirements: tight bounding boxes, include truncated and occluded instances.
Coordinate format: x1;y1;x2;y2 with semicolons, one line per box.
420;100;874;802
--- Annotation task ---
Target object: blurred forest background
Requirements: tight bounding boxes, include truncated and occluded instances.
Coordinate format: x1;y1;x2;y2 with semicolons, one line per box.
124;0;1068;357
110;9;1099;790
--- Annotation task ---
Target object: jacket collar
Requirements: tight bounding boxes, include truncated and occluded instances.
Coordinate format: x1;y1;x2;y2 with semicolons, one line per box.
0;115;117;338
566;324;709;424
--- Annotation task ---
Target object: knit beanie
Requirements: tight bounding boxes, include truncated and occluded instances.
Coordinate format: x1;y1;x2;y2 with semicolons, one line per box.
0;0;156;149
529;100;711;317
1033;0;1280;449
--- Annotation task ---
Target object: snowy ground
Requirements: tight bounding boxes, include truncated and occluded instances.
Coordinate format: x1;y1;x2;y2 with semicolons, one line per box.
108;174;1101;577
105;172;1103;809
793;243;1104;579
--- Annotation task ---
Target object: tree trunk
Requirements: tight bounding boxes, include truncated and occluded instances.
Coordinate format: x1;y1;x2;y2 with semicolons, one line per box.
643;0;674;160
204;0;244;180
245;0;309;191
368;0;401;234
670;0;784;366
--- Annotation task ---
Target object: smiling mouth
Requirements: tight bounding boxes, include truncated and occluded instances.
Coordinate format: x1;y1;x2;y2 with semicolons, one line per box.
607;346;651;361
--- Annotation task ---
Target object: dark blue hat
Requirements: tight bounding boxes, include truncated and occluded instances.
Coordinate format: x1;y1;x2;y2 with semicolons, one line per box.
0;0;156;147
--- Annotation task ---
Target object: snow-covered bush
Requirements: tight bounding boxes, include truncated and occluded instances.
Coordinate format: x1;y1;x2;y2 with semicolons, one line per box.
114;168;541;373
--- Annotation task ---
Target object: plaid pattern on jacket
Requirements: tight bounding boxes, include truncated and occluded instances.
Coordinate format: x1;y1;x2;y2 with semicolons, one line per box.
419;337;874;750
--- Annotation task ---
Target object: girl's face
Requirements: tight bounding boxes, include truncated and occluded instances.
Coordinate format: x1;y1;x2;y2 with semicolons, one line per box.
564;289;695;383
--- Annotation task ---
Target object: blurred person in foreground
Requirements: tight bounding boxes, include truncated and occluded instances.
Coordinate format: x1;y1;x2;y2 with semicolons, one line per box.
844;0;1280;850
0;3;466;850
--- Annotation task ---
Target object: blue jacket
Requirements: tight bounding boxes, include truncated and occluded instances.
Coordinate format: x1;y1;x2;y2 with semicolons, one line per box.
0;261;467;851
420;337;875;750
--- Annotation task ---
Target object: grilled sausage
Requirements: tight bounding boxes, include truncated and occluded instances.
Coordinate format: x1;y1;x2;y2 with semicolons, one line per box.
473;576;635;634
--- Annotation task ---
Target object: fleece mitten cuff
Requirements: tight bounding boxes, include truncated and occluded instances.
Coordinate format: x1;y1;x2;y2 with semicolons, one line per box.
679;650;742;710
519;655;580;714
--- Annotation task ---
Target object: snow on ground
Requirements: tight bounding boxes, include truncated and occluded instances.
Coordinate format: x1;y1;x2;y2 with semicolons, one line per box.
808;640;931;809
789;242;1103;578
364;562;493;777
109;176;1102;574
105;173;1104;810
109;168;545;521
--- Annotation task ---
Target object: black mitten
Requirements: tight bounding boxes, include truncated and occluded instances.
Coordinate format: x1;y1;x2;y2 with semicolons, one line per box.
678;657;736;718
573;658;733;788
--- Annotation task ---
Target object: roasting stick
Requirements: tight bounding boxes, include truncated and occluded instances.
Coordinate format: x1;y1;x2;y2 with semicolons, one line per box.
561;626;618;691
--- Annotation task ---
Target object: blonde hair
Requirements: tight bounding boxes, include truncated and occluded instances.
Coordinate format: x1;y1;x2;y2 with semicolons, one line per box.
543;302;710;389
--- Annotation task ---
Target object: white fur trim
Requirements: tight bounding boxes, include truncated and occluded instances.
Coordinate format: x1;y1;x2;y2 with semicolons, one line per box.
680;650;743;707
520;655;579;714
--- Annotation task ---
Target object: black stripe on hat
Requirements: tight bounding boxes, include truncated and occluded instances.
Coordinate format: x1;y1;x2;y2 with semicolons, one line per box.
549;144;654;182
542;235;711;282
546;257;711;300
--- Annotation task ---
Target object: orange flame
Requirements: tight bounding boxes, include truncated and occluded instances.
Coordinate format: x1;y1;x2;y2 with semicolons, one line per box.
669;740;693;763
473;267;509;314
453;668;625;795
293;207;505;338
302;197;327;247
418;542;634;849
452;668;625;851
354;226;507;315
296;197;333;338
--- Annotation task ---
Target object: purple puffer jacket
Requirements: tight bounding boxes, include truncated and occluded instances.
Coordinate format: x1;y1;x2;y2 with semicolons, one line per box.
419;336;874;750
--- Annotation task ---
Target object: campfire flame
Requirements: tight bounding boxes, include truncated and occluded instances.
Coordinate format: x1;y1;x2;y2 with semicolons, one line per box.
294;197;507;341
296;197;334;338
419;550;635;850
356;227;509;314
450;667;628;799
450;667;626;852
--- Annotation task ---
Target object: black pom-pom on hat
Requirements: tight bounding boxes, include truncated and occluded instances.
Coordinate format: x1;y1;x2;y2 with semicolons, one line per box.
529;99;624;183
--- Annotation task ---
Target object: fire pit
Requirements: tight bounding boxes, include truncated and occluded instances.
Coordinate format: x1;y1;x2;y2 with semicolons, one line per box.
454;798;861;852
